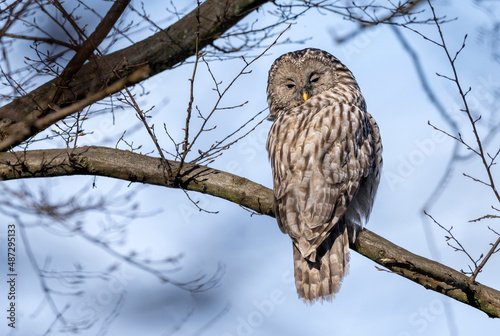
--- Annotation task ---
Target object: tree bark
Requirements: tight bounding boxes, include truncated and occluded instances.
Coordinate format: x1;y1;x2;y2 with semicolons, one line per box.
0;146;499;318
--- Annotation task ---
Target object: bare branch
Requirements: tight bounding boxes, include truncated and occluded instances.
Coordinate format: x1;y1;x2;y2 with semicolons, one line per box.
425;211;477;272
471;236;500;282
56;0;132;92
0;66;150;151
0;0;32;40
469;215;500;223
177;1;202;176
1;146;500;318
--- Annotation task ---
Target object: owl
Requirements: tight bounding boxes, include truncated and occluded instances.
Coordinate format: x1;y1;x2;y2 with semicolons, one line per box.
266;48;382;302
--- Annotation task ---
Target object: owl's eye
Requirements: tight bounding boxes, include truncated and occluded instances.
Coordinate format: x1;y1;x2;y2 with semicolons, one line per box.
286;83;295;89
310;75;320;83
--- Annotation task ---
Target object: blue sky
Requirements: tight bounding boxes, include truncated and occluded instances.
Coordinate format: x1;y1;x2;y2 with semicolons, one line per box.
1;1;500;335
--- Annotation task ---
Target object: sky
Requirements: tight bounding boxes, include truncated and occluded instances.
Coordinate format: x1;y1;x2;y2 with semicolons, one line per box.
1;1;500;335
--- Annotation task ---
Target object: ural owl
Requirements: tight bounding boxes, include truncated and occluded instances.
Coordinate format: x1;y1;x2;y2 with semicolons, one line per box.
266;48;382;302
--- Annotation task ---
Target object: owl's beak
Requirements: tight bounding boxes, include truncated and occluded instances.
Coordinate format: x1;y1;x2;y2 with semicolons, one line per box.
302;92;308;101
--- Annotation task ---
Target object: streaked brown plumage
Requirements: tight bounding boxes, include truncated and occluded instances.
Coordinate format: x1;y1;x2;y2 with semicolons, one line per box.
266;48;382;302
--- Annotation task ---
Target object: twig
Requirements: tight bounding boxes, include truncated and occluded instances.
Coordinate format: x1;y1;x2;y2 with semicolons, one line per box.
176;1;202;177
421;0;500;282
471;236;500;282
183;24;291;166
489;226;500;237
424;211;477;273
2;33;77;50
469;214;500;223
393;24;461;333
1;147;500;317
123;88;173;177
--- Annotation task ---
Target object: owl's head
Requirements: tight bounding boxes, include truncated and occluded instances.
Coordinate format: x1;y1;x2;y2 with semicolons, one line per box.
266;48;360;120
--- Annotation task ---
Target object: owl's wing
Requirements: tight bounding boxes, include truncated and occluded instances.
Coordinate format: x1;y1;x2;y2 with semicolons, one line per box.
268;101;378;262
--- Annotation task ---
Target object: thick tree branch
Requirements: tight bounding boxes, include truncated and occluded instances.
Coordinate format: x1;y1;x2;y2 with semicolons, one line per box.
0;146;499;318
0;146;274;217
0;0;271;145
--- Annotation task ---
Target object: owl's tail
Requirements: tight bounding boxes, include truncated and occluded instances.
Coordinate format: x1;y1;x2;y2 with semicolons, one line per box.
293;223;351;302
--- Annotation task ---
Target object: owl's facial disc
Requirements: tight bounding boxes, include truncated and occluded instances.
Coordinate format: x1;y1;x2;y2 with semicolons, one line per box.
267;51;344;118
287;63;334;105
282;72;317;102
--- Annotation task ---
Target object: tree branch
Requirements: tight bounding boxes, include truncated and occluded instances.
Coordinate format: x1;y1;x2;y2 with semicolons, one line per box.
2;33;77;50
56;0;132;93
0;0;271;145
0;67;150;151
0;146;499;318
